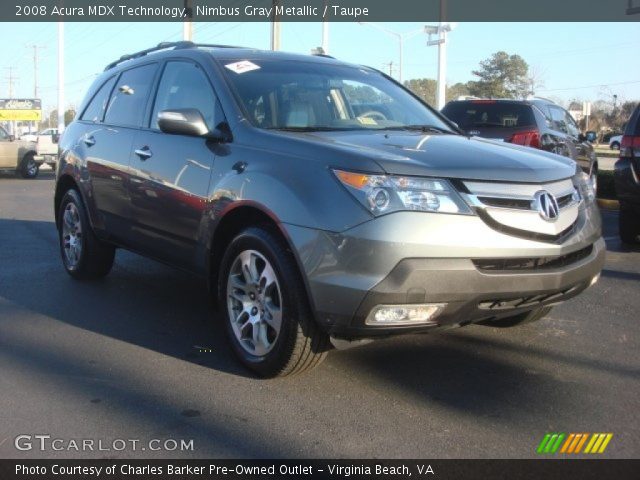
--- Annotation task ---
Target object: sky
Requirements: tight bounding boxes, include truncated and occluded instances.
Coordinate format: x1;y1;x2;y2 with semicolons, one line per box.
0;21;638;113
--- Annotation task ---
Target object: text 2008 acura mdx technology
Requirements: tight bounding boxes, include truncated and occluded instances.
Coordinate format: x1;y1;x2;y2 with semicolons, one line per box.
55;42;605;377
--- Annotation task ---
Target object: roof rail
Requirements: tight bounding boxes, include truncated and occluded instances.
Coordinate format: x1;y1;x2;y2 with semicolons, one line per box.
103;41;244;71
531;96;557;105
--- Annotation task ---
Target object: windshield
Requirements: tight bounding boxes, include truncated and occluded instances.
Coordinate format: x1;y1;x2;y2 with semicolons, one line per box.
442;101;536;129
221;58;454;132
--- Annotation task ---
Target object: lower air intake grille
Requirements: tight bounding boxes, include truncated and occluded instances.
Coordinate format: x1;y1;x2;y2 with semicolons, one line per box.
473;244;593;272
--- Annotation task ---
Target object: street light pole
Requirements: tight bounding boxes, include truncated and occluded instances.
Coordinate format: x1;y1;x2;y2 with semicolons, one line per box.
183;0;193;41
321;0;329;53
436;24;447;109
57;21;65;133
358;23;422;83
271;0;281;50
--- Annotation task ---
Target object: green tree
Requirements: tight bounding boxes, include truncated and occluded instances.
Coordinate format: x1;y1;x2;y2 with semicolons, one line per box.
467;51;530;99
404;78;437;106
446;82;470;103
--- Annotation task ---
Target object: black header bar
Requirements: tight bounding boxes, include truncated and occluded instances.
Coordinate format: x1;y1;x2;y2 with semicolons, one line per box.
4;0;640;22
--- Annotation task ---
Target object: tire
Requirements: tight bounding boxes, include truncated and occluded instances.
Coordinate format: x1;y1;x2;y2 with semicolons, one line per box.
479;306;552;328
19;152;39;179
619;202;640;244
58;189;115;279
218;226;329;377
610;142;620;150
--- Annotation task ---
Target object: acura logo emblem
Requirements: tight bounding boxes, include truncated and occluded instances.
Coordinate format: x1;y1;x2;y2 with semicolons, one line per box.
533;190;559;222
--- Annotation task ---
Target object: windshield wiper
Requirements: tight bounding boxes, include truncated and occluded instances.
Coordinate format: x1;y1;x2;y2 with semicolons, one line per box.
265;126;361;132
381;125;455;134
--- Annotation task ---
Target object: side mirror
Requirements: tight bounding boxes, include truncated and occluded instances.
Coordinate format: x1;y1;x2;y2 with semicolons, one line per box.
158;108;215;138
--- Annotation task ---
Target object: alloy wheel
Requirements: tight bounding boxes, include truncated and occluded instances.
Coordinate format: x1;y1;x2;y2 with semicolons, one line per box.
62;202;83;268
226;249;283;357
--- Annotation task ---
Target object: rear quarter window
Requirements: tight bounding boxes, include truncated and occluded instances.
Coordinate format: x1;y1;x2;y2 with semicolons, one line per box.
442;102;536;129
80;76;116;123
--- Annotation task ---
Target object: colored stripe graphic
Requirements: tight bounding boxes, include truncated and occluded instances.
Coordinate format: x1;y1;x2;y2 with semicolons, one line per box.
537;433;565;454
540;433;613;454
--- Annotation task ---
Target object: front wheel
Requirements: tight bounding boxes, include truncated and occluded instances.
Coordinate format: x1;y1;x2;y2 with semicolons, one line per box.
479;306;552;328
219;226;329;377
19;153;39;179
58;189;115;279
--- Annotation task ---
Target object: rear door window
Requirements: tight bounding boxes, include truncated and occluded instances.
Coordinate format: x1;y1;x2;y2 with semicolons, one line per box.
80;76;116;123
549;106;569;134
442;102;536;129
104;63;158;128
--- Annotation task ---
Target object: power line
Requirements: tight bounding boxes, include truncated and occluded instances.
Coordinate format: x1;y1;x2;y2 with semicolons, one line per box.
537;80;640;93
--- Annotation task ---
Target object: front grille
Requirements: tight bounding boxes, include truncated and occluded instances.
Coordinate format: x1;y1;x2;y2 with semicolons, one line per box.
473;244;593;272
477;192;575;211
477;196;531;209
461;178;580;242
478;284;584;311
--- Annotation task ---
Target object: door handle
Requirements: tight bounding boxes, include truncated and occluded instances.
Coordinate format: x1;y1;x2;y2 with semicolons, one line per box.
83;135;96;147
134;146;153;160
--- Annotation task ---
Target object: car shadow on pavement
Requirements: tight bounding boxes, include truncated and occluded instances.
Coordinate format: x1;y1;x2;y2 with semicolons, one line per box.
1;217;637;432
0;217;252;380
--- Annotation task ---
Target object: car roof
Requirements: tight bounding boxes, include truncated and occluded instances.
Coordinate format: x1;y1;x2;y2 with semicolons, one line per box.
104;41;361;73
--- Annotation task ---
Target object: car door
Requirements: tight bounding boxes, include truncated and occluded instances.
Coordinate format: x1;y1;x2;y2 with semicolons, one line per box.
0;126;14;167
127;60;220;268
83;63;158;240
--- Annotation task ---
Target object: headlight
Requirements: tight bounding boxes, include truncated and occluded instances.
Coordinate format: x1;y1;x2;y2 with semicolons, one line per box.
575;171;595;203
333;169;472;215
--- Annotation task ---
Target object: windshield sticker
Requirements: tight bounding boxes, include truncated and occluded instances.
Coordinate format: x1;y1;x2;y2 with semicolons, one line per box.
357;116;378;125
225;61;261;74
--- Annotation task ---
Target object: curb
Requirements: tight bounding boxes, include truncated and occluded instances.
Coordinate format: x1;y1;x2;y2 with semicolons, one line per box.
597;198;619;210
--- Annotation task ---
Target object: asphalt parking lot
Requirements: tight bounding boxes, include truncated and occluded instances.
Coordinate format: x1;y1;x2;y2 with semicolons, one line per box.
0;171;639;459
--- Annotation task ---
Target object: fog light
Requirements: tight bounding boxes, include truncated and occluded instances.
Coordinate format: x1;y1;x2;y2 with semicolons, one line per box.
590;273;600;286
365;303;446;326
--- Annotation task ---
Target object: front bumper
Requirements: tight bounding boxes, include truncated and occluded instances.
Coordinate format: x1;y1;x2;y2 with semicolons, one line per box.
284;201;604;338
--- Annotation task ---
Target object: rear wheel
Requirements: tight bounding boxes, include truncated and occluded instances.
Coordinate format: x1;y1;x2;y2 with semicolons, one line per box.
610;141;620;150
219;226;329;377
479;306;552;328
19;153;39;179
619;202;640;244
58;189;115;279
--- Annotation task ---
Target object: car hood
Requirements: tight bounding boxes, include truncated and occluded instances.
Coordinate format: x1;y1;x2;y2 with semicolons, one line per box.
291;130;576;183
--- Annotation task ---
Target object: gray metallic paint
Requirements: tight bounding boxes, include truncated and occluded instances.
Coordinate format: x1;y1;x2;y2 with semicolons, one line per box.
56;47;605;339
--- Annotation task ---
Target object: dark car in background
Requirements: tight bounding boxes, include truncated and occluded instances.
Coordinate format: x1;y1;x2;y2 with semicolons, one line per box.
442;98;598;191
614;103;640;244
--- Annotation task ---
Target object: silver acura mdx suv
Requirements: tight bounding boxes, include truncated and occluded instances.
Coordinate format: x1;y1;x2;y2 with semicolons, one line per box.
55;42;605;376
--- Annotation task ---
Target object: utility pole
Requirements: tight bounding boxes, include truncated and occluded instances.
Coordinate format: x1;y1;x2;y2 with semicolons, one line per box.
27;45;46;98
57;21;65;133
183;0;193;41
270;0;281;50
27;45;45;131
3;67;18;135
4;67;17;98
383;61;395;77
